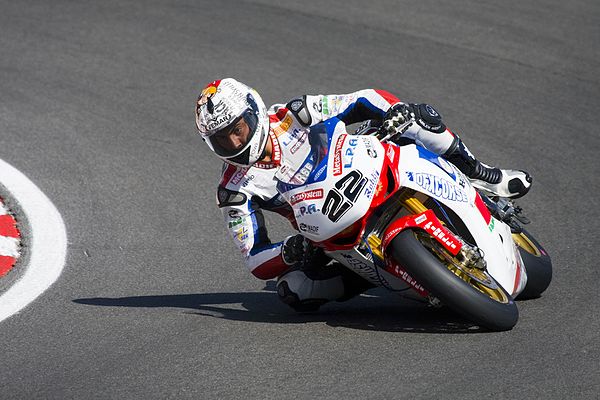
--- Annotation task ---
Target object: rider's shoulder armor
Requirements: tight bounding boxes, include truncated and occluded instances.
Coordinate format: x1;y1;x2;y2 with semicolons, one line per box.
217;163;250;208
285;95;312;126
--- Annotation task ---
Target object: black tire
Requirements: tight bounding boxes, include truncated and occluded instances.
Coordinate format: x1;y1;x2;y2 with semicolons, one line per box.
389;229;519;331
513;229;552;300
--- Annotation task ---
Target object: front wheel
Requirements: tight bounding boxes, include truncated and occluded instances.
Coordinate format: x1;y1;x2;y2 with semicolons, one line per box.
389;229;518;331
513;229;552;299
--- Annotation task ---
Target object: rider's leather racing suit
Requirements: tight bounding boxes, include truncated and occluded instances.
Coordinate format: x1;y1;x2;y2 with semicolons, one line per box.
216;89;461;310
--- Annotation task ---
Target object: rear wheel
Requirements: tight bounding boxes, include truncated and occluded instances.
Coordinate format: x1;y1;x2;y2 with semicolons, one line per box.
389;229;518;331
513;229;552;299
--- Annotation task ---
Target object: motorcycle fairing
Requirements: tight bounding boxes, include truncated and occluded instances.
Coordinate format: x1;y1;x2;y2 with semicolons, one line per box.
277;118;385;242
396;145;526;295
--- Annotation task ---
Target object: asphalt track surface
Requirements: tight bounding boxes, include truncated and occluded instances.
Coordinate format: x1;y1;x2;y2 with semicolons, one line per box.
1;0;599;399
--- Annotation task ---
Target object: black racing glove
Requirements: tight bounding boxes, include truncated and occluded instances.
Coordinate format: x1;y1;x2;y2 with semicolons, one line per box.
282;234;310;266
282;234;325;269
381;102;446;136
380;103;412;136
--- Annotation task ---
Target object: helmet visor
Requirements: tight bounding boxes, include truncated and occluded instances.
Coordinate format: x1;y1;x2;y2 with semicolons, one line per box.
206;108;259;158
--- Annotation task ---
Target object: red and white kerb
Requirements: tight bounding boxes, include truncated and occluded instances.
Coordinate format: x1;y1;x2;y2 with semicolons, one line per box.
0;197;21;277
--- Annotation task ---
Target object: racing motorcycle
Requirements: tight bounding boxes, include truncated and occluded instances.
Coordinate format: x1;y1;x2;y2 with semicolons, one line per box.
275;117;552;331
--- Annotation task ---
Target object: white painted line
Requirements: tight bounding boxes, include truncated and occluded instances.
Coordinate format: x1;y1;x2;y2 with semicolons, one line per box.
0;236;19;257
0;158;67;323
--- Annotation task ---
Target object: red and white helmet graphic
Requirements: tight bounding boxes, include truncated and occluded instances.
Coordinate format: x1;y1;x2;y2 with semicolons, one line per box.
195;78;269;167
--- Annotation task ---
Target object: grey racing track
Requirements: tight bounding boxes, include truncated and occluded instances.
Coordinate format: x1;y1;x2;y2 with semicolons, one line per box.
0;0;599;398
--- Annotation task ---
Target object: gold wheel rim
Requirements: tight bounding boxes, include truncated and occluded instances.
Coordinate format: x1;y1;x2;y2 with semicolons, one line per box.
512;232;541;257
415;231;510;304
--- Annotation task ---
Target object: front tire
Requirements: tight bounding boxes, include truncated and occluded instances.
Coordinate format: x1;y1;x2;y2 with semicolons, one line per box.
389;229;519;331
513;229;552;299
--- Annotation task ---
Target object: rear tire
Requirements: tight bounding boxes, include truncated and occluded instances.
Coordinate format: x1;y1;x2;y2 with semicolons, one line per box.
513;229;552;300
389;229;518;331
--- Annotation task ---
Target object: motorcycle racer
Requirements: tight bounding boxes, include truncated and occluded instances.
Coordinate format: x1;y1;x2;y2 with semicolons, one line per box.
195;78;532;311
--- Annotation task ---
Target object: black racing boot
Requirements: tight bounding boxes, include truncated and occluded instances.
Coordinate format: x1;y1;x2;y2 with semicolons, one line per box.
444;137;532;198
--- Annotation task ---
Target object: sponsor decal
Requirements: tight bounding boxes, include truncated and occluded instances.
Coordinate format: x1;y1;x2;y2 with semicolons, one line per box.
231;169;248;186
295;203;320;218
425;104;439;117
220;79;248;103
381;210;461;255
212;99;228;114
340;253;388;285
313;99;323;114
374;180;385;198
282;152;316;186
206;112;234;131
241;174;255;187
488;218;495;232
312;164;327;181
422;220;459;251
289;100;303;112
293;162;313;185
284;128;308;154
235;226;249;242
290;188;324;205
228;210;240;218
269;130;281;164
362;137;378;158
328;96;344;114
254;161;277;170
406;172;468;202
385;258;428;296
343;138;359;169
282;128;302;146
299;223;319;234
363;170;381;200
228;217;243;228
415;214;428;224
383;226;404;247
273;115;293;137
332;135;347;176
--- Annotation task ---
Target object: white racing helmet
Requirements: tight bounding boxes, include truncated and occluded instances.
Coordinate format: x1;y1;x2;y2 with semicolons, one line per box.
195;78;269;167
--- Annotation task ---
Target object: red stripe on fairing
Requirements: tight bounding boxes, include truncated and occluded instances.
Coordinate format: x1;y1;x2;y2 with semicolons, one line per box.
374;89;400;106
474;193;492;225
513;258;522;294
0;215;19;238
251;255;288;280
0;255;16;277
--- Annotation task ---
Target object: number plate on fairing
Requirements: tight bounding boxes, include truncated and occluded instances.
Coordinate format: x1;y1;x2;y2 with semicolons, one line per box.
279;129;385;242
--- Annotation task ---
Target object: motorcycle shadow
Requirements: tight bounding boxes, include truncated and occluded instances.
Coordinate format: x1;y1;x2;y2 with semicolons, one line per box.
74;282;484;334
